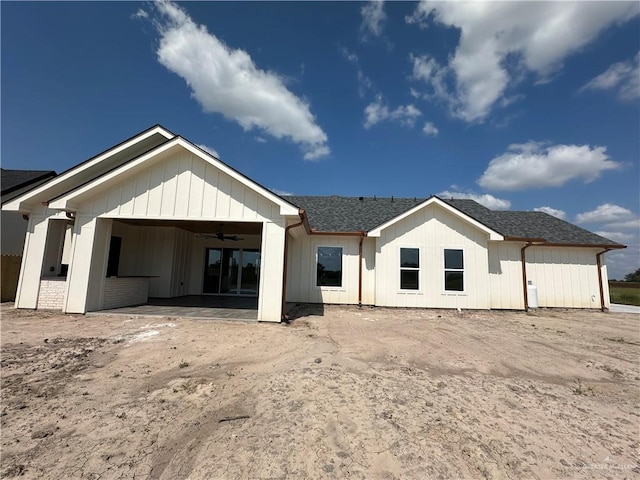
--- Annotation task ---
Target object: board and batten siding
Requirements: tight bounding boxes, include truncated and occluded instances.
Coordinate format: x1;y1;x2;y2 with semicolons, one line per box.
66;149;288;321
77;150;283;223
286;234;374;305
525;246;604;309
375;204;491;309
111;221;184;298
488;242;525;310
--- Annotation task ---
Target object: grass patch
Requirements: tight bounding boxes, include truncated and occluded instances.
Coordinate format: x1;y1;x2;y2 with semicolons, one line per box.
609;286;640;306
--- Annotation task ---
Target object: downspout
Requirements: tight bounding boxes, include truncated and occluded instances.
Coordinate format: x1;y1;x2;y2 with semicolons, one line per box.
596;248;611;312
358;232;365;307
281;210;305;322
520;242;533;311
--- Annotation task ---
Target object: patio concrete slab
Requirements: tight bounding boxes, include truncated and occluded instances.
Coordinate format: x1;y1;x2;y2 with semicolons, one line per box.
610;303;640;314
91;295;258;321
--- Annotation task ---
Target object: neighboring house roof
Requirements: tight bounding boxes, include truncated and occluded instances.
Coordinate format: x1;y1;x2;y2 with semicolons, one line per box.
288;195;624;248
1;169;56;202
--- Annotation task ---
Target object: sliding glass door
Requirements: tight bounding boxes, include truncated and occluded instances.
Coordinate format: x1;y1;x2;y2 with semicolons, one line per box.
203;248;260;296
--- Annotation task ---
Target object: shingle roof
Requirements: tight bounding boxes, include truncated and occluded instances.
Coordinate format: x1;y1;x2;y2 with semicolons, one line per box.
444;199;622;247
1;168;56;199
287;195;425;232
286;195;624;247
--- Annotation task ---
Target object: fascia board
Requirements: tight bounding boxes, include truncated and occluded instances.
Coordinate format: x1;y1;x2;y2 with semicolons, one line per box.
48;139;181;209
177;140;299;216
368;197;504;241
49;137;300;217
1;126;174;212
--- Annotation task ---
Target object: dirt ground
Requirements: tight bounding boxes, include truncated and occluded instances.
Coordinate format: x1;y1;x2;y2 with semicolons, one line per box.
1;303;638;479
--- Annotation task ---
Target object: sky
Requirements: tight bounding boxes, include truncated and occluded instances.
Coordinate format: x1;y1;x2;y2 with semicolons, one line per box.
2;1;639;279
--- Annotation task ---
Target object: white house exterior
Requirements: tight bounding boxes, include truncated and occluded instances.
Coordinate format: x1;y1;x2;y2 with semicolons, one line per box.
3;126;625;321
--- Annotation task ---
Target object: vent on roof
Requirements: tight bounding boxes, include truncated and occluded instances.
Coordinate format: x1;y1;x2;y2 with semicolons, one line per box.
359;196;363;201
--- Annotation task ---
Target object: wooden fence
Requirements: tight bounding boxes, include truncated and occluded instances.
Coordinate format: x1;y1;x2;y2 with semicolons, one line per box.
1;255;22;302
609;281;640;289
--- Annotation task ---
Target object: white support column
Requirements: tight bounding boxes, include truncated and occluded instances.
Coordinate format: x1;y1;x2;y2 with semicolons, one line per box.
258;220;286;322
63;216;113;313
14;215;50;309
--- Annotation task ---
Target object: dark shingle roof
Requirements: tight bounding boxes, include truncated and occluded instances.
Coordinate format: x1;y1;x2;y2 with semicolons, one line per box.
444;199;622;246
287;195;425;232
286;195;624;247
1;168;56;200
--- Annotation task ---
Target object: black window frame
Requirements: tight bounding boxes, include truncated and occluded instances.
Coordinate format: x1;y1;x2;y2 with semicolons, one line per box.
444;248;464;292
400;247;420;291
316;246;343;287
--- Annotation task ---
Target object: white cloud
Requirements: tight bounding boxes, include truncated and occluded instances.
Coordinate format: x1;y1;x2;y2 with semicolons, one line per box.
605;245;640;281
361;1;386;39
423;122;439;136
131;8;148;19
575;203;635;224
407;1;639;122
594;231;635;243
364;96;422;129
339;46;374;98
533;206;566;220
604;219;640;230
410;54;452;104
478;142;621;191
255;136;267;143
150;1;329;161
272;188;293;196
438;190;511;210
581;52;640;101
196;144;220;158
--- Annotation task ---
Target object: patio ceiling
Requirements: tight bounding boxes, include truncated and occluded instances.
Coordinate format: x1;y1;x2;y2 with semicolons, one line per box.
114;219;263;235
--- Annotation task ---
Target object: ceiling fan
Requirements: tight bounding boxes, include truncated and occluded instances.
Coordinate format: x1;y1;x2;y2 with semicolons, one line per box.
196;224;244;241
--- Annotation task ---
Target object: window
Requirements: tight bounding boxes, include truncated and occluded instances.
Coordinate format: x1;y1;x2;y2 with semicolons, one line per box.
400;248;420;290
316;246;343;287
444;249;464;291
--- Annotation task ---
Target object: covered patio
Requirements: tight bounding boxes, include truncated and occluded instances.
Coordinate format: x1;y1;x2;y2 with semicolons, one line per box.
91;295;258;321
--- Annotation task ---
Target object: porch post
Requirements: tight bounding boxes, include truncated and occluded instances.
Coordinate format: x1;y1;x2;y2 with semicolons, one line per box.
258;221;286;322
14;215;50;309
64;216;112;313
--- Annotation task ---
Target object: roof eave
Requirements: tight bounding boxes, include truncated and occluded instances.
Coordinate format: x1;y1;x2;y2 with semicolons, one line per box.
1;125;174;212
48;136;300;217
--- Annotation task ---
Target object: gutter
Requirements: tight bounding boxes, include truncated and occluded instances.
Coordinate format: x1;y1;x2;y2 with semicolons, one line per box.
520;242;534;311
308;229;367;307
281;210;306;322
358;232;365;307
596;248;612;312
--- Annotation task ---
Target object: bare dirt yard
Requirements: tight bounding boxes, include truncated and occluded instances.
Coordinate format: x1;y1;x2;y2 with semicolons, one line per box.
1;303;638;479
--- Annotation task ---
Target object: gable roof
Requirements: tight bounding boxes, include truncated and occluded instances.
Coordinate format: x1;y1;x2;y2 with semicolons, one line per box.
2;125;174;212
46;135;299;216
288;195;625;248
1;169;56;201
444;199;623;247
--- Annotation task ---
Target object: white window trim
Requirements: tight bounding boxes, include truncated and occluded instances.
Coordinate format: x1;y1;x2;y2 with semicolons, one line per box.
399;246;422;293
443;247;466;294
314;245;345;290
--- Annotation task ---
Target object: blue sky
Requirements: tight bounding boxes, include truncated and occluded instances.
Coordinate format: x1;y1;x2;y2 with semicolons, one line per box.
2;1;639;278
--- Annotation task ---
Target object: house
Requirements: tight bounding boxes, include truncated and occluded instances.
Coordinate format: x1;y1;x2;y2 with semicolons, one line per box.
1;168;57;301
2;126;625;321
